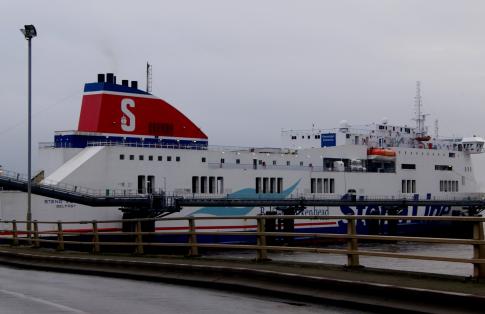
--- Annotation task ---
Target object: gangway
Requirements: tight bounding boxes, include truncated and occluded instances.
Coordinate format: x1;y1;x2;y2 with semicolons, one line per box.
0;169;176;214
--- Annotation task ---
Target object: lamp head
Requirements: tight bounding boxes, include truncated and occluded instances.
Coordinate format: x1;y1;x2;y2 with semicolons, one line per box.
20;25;37;39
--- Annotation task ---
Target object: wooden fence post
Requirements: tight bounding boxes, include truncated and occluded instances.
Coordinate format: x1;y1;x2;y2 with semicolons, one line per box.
188;217;199;257
33;220;40;248
92;221;100;254
472;221;485;279
347;217;360;268
57;221;64;251
12;220;18;246
256;216;268;261
135;220;144;255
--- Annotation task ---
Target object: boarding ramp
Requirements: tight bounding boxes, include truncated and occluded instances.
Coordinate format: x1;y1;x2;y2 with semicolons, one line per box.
0;169;175;214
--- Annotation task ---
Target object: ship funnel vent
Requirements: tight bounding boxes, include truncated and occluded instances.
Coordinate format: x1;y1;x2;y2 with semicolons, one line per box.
131;81;138;89
106;73;114;84
97;73;105;83
122;79;129;87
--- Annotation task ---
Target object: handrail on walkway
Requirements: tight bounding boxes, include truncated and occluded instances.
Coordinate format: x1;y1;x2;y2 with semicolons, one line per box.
1;215;485;279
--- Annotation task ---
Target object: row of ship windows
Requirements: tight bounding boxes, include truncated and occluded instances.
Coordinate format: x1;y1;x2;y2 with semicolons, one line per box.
310;178;336;194
255;177;284;194
399;151;456;158
440;180;459;192
120;154;180;162
290;135;321;140
401;164;454;171
401;180;416;194
192;176;224;194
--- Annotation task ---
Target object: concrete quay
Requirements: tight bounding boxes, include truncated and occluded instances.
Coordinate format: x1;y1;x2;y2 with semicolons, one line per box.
0;245;484;314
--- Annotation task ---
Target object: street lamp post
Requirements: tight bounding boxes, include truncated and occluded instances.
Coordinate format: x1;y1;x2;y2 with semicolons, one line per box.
20;24;37;237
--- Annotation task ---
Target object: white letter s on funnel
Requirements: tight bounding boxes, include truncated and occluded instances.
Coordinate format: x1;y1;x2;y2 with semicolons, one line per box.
121;98;136;132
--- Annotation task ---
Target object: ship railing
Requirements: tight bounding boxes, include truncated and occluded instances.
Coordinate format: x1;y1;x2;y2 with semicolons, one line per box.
208;162;396;173
2;215;485;279
86;141;208;150
38;142;56;149
166;191;484;202
0;169;163;198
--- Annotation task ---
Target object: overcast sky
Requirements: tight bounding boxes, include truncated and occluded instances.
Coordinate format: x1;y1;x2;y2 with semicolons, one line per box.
2;0;485;185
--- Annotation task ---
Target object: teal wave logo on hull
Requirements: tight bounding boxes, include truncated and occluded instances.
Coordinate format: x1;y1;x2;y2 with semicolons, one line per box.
189;179;301;216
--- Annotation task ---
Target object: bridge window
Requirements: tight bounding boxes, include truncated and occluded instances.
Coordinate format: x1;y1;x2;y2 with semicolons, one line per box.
317;178;323;193
120;154;125;160
129;155;134;160
167;156;172;162
158;156;162;161
176;156;180;162
139;155;144;161
148;155;153;161
273;160;277;165
236;159;240;164
324;179;329;193
310;178;316;193
286;161;291;166
300;161;304;166
202;157;206;163
329;178;335;193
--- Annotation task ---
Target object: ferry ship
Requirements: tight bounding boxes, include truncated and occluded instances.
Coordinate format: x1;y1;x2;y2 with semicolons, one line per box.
1;72;484;240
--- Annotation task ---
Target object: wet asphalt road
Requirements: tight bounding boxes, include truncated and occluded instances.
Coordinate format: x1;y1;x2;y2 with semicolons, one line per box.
0;265;371;314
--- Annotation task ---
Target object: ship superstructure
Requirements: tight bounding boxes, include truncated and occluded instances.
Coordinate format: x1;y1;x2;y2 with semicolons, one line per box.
1;73;484;237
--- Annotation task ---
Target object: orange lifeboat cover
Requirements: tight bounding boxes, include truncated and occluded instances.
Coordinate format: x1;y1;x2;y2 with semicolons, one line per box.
367;148;396;157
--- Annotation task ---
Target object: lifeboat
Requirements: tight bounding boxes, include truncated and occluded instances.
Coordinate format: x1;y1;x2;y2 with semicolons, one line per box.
415;135;431;142
367;148;396;160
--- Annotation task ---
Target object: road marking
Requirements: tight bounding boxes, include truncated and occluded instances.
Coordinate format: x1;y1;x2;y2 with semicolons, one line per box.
0;289;88;314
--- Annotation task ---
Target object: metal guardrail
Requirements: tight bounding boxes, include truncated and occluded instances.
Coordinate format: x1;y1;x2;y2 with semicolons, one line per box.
2;215;485;279
0;169;169;210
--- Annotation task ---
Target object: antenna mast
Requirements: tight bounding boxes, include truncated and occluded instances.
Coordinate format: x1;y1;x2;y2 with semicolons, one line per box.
146;62;152;93
434;119;439;138
414;81;427;136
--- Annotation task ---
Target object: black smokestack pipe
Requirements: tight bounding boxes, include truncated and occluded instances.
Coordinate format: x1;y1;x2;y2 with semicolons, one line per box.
131;81;138;89
97;74;105;83
122;80;129;87
106;73;114;84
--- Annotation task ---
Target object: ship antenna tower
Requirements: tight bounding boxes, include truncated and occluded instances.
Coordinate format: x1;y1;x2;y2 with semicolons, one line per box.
413;81;428;137
434;119;439;138
146;62;152;93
